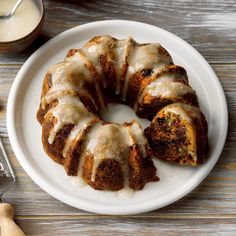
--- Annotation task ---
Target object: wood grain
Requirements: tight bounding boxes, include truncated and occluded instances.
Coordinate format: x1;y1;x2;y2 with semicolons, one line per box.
14;218;236;236
0;0;236;235
0;0;235;64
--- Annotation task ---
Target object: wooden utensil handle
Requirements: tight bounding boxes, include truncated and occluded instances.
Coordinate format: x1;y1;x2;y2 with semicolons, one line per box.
0;203;25;236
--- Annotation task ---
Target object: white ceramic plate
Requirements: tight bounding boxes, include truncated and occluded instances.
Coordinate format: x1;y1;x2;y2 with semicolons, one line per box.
7;20;228;215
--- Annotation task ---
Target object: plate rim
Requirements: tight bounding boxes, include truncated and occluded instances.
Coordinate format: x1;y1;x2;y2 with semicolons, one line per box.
7;19;228;215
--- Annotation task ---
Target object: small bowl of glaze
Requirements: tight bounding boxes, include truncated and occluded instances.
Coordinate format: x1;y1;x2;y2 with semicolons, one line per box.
0;0;44;53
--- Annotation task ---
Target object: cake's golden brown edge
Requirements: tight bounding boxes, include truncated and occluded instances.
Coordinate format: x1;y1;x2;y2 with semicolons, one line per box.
195;112;208;164
67;37;174;108
144;104;208;166
128;145;159;190
136;65;198;120
41;114;74;165
80;146;159;191
137;94;199;121
91;36;120;102
67;38;120;104
36;62;101;126
82;157;124;191
63;118;99;176
125;45;174;107
37;73;53;124
66;49;79;58
66;48;107;110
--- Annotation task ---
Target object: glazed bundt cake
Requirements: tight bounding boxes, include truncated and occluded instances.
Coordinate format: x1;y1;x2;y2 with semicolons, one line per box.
37;35;208;193
145;103;208;166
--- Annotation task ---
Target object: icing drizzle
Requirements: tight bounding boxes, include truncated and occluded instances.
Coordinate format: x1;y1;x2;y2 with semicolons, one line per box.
39;35;180;195
122;42;172;101
135;74;195;110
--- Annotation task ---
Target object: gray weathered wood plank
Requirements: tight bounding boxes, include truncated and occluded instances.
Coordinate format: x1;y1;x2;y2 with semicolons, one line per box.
0;0;235;64
14;217;236;236
0;0;236;234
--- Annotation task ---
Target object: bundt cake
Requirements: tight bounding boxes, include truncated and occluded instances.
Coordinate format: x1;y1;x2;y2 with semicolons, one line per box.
37;35;208;193
145;103;208;166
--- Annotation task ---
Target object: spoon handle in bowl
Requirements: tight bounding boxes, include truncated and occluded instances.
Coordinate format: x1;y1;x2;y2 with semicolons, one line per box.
10;0;24;16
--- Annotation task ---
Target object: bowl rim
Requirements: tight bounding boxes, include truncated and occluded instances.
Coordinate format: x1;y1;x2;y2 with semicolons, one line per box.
0;0;44;44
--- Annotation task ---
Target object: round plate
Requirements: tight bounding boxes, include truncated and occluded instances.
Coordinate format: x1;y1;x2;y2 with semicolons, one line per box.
7;20;228;215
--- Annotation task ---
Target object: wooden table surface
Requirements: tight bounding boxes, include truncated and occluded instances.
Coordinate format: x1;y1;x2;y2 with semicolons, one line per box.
0;0;236;235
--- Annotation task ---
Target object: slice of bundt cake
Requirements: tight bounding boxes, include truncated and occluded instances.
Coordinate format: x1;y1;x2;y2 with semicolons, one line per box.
134;65;198;120
145;103;208;166
122;40;173;106
79;121;158;191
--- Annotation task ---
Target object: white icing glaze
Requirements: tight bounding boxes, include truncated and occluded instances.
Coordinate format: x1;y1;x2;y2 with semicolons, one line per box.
75;122;106;179
80;35;115;88
44;54;104;110
50;59;92;85
163;105;192;123
47;96;93;144
122;42;172;101
114;39;127;94
43;87;98;112
122;39;136;101
47;60;92;102
118;184;134;198
163;103;201;121
67;49;106;109
42;81;85;108
134;72;190;111
85;123;132;182
146;76;194;97
62;116;95;157
70;176;87;188
128;121;147;157
128;43;162;72
72;120;147;194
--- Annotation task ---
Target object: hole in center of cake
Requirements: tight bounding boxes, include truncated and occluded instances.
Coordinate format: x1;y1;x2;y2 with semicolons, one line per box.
101;103;150;129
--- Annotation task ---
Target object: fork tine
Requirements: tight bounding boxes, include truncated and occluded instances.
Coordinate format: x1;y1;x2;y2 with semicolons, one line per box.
0;137;16;181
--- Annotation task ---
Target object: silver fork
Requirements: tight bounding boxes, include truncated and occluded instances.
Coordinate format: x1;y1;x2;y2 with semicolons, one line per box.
0;136;25;236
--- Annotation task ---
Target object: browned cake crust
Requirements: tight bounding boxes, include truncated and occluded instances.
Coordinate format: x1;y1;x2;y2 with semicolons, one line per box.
81;145;159;191
41;115;74;164
135;65;199;120
82;157;124;190
128;146;159;190
64;118;99;176
145;103;208;166
137;94;198;121
37;35;208;192
125;45;173;107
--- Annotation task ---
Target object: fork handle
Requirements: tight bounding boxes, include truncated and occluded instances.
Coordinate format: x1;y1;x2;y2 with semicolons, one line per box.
0;203;25;236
